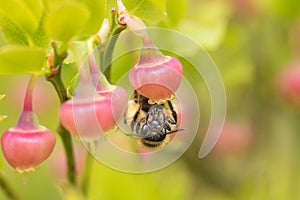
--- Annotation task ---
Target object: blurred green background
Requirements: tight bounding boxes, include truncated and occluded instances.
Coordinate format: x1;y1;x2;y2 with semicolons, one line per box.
1;0;300;199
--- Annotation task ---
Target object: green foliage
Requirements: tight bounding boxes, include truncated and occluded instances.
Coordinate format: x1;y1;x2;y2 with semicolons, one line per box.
0;0;192;54
21;0;44;20
0;16;29;46
76;0;106;37
0;0;39;36
62;63;79;98
43;0;106;41
0;0;49;47
44;2;90;42
0;46;46;74
31;14;50;48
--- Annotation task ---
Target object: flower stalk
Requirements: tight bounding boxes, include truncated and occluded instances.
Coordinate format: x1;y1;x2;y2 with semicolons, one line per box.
46;42;76;185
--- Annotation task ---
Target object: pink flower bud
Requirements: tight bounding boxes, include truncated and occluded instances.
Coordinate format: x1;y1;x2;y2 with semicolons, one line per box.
129;48;183;101
1;111;56;173
59;81;128;140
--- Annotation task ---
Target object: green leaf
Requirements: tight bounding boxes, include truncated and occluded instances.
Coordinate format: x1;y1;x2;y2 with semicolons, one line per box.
77;0;106;37
65;73;79;98
0;0;47;46
165;0;186;25
0;46;47;74
41;0;59;12
123;0;166;24
44;2;90;42
0;16;29;45
21;0;44;21
32;14;50;47
0;0;39;35
44;0;105;40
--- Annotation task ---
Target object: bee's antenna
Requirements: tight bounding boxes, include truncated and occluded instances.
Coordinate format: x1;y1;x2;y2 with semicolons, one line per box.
166;128;185;135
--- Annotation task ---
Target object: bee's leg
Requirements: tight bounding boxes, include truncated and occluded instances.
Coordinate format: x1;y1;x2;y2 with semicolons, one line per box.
123;107;129;124
167;100;178;123
131;107;141;131
164;123;172;131
135;118;142;133
127;118;149;138
133;90;139;103
136;117;146;134
166;116;176;125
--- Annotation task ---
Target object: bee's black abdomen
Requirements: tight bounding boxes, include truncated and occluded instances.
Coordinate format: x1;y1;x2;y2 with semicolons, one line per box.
147;133;166;142
141;139;161;148
139;135;171;149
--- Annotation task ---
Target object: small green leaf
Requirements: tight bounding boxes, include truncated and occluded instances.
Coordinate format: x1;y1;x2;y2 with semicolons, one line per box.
32;14;50;47
77;0;106;37
0;16;29;45
0;46;47;74
66;73;79;98
61;61;79;97
44;2;90;42
21;0;44;21
123;0;166;24
0;0;39;35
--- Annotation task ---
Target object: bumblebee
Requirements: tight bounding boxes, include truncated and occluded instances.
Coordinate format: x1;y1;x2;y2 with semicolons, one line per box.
124;91;183;149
